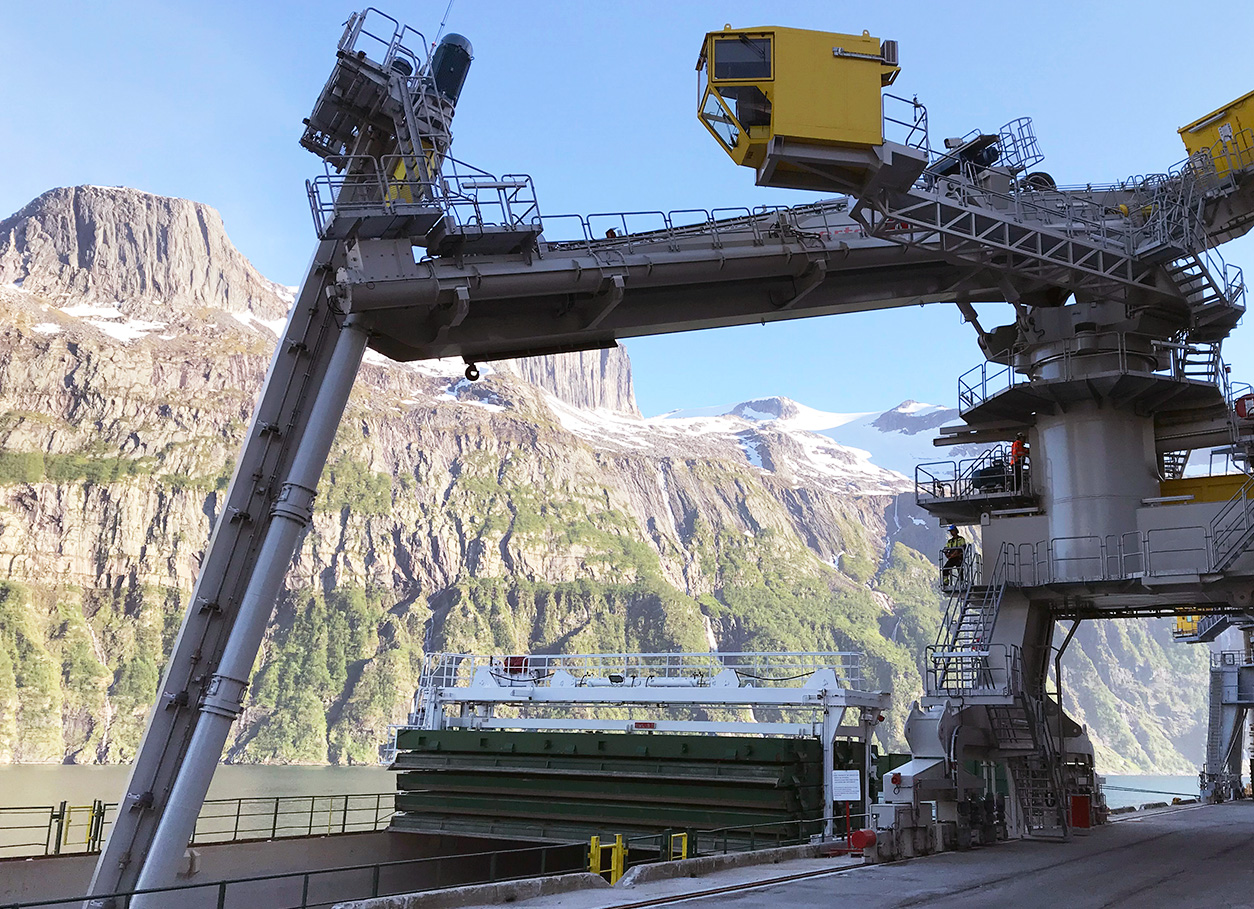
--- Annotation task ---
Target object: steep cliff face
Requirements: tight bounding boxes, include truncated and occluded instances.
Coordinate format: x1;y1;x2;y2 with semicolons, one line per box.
499;348;638;415
0;187;1206;771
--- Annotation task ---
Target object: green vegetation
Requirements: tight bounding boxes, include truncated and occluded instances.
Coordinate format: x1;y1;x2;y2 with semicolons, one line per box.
317;457;393;516
0;451;154;485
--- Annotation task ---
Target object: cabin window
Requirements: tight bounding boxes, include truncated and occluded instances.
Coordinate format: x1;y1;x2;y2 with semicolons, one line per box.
712;36;771;81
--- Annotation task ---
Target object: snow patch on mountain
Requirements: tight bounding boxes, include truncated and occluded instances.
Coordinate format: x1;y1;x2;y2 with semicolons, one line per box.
662;396;983;479
544;393;909;494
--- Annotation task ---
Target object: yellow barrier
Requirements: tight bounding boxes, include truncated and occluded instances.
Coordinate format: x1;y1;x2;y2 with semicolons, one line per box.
588;834;628;884
668;832;689;861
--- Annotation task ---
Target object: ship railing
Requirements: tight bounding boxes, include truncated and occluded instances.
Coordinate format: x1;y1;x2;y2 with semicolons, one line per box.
0;791;396;858
0;808;883;909
416;650;864;695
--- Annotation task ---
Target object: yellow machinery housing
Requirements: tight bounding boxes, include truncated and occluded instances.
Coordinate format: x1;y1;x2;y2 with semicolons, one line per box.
696;26;903;191
1179;89;1254;177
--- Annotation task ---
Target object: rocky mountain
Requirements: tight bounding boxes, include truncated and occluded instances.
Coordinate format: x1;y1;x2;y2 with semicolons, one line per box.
0;186;1206;773
662;397;984;478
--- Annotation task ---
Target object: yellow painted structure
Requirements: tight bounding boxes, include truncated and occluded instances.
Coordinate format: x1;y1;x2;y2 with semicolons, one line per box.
1160;474;1250;504
1179;89;1254;175
696;26;899;171
588;834;628;884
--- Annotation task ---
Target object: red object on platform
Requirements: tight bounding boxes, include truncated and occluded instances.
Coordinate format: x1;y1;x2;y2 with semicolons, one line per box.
1070;794;1092;829
1237;394;1254;419
848;828;877;849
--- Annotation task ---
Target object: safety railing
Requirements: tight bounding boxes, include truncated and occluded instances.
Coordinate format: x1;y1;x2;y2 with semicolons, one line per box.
882;93;930;155
1047;535;1106;583
436;157;542;235
414;650;863;702
535;197;869;258
0;791;395;859
0;841;587;909
339;7;432;83
916;445;1030;507
956;331;1227;413
306;150;544;245
1000;528;1218;587
1175;614;1235;641
1145;526;1210;576
306;155;442;238
1211;474;1254;571
1211;650;1251;669
926;643;1020;698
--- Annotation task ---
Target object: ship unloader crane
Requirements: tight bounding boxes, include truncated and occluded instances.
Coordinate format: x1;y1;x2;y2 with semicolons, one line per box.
89;10;1254;900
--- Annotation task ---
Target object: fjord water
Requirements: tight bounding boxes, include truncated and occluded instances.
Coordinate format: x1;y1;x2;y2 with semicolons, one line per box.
1101;774;1200;808
0;764;396;809
0;766;1198;811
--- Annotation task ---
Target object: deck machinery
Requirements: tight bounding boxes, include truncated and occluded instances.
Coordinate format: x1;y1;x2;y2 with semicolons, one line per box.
88;9;1254;901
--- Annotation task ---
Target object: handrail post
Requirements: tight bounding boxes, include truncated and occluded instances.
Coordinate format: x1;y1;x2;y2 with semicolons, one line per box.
52;801;66;856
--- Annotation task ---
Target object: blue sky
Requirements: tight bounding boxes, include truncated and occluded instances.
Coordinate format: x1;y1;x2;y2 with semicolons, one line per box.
3;1;1253;416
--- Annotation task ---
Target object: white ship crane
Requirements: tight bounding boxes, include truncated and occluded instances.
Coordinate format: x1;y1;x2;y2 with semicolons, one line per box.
88;9;1254;901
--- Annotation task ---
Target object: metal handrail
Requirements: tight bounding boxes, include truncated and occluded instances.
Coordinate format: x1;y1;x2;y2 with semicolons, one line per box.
926;643;1019;698
882;93;930;156
1;840;587;909
957;330;1224;413
1211;475;1254;570
415;650;864;699
0;791;395;858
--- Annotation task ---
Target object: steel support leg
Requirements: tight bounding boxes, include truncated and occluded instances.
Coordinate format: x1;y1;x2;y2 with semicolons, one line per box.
129;316;369;901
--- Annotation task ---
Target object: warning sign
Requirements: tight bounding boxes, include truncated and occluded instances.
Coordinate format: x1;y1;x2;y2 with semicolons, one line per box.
831;770;862;801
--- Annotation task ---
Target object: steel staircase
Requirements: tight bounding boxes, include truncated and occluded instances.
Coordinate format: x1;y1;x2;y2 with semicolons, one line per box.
986;674;1068;838
1161;450;1190;480
935;545;1008;648
1205;665;1226;775
1165;252;1246;342
927;545;1068;838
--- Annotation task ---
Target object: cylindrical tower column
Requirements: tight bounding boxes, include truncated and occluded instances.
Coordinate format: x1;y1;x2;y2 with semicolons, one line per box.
1037;402;1158;574
1023;328;1161;581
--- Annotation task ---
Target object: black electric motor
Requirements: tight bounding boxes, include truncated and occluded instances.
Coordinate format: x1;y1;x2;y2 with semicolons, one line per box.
431;33;473;103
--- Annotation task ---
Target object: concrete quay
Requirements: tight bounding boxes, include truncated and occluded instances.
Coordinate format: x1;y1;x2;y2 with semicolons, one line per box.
438;803;1254;909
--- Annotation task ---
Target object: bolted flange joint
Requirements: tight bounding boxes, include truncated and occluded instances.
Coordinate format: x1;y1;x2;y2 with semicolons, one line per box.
200;673;249;719
271;482;318;526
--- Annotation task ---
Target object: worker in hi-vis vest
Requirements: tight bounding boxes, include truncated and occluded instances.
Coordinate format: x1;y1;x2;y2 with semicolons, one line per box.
1010;432;1029;492
942;524;967;587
